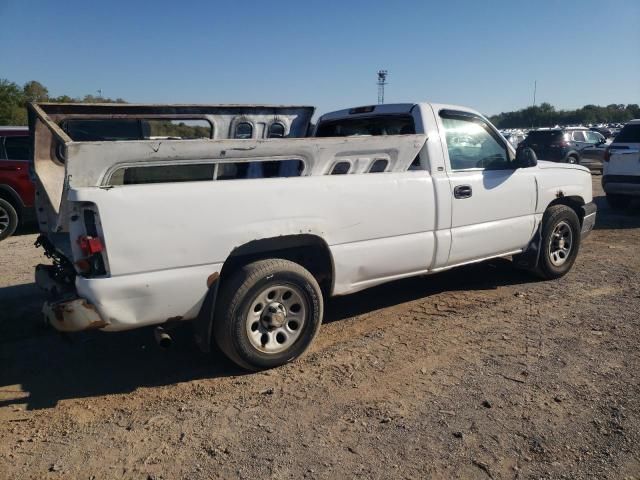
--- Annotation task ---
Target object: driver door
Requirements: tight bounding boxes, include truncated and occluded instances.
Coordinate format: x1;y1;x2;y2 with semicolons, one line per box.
439;110;537;265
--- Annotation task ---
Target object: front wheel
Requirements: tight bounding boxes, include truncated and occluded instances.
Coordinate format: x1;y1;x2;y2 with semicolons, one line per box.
534;205;581;280
566;155;579;165
213;259;323;371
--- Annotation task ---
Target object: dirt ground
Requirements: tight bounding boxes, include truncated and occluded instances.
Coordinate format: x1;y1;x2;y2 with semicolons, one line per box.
1;176;639;480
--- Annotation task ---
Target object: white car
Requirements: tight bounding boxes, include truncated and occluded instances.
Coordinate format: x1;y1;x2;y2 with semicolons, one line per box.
31;102;596;370
602;119;640;208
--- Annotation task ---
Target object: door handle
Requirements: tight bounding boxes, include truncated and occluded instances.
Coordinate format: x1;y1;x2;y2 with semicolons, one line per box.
454;184;472;199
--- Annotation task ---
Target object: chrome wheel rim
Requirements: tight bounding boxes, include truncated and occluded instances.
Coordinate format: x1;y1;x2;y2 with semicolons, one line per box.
246;284;307;354
548;220;573;266
0;206;9;234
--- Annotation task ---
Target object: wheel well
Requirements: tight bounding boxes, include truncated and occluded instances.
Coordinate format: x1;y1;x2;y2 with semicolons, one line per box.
220;235;334;295
548;196;585;224
0;186;22;215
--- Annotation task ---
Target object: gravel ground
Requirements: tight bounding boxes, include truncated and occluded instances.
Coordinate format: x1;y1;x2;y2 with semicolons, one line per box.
1;177;639;480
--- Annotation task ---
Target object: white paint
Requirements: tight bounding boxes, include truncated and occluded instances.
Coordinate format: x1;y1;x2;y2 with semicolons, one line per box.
32;102;595;332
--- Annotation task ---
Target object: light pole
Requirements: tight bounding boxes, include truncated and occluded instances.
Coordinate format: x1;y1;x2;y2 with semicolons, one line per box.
377;70;388;104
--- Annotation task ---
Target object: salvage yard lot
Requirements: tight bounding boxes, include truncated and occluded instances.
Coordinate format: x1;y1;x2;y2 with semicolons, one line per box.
1;177;639;479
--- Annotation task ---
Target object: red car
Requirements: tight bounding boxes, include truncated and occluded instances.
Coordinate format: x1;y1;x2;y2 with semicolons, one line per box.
0;127;35;240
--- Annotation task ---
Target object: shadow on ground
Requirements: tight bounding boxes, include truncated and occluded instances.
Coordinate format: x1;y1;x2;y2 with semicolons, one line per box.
593;195;640;230
0;259;534;411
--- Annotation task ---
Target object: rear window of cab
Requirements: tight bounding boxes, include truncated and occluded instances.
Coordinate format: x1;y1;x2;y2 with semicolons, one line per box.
315;115;415;137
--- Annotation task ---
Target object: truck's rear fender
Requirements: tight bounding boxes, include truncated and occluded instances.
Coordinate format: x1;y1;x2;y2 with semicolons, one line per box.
194;234;334;353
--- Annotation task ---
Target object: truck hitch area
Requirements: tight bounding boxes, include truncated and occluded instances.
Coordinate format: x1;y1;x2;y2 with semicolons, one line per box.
34;234;76;292
35;235;109;332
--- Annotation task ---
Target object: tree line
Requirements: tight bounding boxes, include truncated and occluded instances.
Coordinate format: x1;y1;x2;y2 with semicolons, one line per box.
0;78;208;138
0;78;126;125
2;77;638;131
489;102;640;129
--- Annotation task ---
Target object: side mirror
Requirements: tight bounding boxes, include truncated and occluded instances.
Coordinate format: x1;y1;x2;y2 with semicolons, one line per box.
515;147;538;168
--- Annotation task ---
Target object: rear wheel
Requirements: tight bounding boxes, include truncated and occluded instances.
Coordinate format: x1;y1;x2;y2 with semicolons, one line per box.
534;205;581;280
606;194;631;210
213;259;323;371
0;198;18;241
566;155;579;164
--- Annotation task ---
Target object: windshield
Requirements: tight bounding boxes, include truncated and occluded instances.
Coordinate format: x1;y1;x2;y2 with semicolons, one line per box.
316;115;415;137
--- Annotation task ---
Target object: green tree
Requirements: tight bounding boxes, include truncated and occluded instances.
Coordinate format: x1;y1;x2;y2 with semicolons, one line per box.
23;80;49;103
0;79;27;125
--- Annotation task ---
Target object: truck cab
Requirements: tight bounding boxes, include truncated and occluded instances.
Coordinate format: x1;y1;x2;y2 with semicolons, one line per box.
315;103;596;267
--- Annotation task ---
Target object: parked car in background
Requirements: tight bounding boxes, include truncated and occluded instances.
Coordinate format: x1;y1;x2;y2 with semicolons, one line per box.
590;126;614;138
502;131;527;148
602;119;640;208
517;127;607;172
0;127;35;240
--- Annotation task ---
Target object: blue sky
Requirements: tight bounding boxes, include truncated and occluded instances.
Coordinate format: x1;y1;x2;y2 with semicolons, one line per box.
1;0;638;116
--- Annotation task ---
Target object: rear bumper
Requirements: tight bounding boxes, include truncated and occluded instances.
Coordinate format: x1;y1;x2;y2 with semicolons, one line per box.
36;264;109;332
42;298;109;332
602;175;640;196
36;262;222;333
580;202;597;239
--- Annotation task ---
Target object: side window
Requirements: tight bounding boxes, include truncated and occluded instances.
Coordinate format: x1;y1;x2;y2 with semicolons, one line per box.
369;159;388;173
4;136;31;160
331;161;351;174
109;159;305;185
234;122;253;139
572;131;586;142
267;122;286;138
119;164;215;185
585;131;600;143
440;112;510;170
218;159;304;180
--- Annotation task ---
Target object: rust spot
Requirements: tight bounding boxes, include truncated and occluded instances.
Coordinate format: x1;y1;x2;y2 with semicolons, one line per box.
53;305;65;322
86;320;108;330
207;272;220;288
81;300;98;311
166;316;183;323
556;190;565;198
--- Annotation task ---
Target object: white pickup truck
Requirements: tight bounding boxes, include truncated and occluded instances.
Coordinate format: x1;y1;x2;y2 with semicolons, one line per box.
30;102;596;370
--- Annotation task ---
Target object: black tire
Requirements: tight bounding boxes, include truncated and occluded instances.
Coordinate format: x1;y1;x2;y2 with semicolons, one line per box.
213;259;323;371
534;205;581;280
606;194;631;210
566;155;579;165
0;198;18;241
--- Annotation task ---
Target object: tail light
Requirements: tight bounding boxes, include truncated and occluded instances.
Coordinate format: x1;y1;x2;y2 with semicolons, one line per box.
77;235;104;256
74;209;107;276
604;148;611;162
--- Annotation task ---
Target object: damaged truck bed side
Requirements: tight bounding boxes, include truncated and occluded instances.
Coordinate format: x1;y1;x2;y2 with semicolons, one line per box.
30;102;596;371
